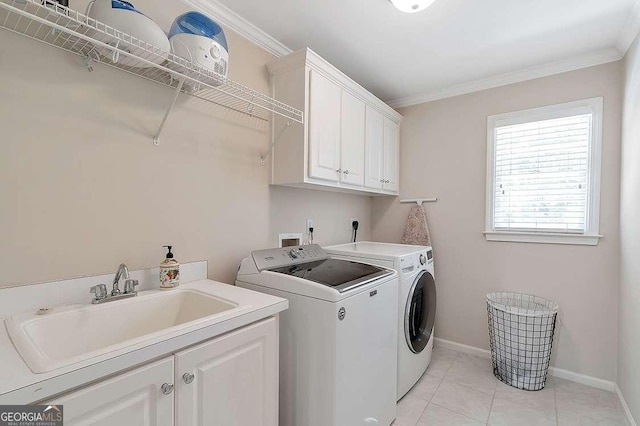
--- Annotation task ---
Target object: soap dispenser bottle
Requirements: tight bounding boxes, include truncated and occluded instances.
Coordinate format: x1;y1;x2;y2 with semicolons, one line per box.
159;245;180;290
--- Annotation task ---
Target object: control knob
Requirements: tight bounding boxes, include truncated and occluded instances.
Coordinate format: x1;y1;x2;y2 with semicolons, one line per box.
210;44;221;60
419;254;427;265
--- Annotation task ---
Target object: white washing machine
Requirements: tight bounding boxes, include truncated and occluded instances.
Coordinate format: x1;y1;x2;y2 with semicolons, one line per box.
236;244;399;426
325;242;436;400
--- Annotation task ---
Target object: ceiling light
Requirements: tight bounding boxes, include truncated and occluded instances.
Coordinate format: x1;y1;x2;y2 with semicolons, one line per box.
389;0;435;13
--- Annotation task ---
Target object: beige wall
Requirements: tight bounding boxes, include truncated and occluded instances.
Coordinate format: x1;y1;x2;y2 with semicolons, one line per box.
619;35;640;420
0;0;370;288
372;62;623;380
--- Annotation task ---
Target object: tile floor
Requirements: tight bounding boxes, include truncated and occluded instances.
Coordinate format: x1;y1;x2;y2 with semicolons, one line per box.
394;346;629;426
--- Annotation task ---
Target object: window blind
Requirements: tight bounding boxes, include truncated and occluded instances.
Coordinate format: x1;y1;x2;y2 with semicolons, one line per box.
493;114;591;233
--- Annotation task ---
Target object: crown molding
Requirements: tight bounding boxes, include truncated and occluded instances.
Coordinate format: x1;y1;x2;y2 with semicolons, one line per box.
387;48;623;109
617;0;640;54
177;0;292;58
174;0;629;109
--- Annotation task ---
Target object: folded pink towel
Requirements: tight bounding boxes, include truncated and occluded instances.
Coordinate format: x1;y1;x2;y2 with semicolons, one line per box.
401;204;431;246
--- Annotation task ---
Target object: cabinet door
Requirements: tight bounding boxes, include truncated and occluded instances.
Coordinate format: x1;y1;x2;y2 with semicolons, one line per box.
365;106;384;190
383;117;400;193
45;357;174;426
308;69;342;182
340;91;366;187
175;317;278;426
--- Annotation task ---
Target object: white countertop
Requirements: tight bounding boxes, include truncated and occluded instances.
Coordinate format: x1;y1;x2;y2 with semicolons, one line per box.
0;280;288;404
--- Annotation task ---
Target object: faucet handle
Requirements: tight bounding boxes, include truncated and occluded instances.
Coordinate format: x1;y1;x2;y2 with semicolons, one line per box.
124;279;139;294
90;284;108;302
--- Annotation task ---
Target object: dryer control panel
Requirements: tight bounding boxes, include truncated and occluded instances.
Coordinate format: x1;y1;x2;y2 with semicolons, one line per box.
252;244;329;271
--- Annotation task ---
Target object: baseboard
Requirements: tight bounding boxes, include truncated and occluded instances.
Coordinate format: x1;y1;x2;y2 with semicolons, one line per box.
615;384;638;426
434;337;491;359
547;366;615;392
433;338;615;391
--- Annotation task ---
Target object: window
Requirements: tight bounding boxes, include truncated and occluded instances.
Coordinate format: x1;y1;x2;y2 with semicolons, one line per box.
485;98;603;245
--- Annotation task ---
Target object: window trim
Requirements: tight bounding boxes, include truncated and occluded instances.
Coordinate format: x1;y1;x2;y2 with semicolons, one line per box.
485;97;603;246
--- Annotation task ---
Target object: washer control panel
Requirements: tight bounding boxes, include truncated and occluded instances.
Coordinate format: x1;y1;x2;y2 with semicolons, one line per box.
400;249;433;272
252;244;328;271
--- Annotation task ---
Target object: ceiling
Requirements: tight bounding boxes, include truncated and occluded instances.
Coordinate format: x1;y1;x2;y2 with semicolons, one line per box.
207;0;637;105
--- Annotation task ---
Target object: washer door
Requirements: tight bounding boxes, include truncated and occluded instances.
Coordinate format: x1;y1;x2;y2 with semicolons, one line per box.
405;270;436;354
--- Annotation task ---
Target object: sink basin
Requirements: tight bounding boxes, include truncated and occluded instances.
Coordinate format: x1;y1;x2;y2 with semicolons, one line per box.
6;289;240;373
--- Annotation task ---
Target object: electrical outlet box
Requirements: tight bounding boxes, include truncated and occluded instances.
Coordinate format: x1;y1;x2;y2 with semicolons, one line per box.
306;219;314;231
279;233;302;248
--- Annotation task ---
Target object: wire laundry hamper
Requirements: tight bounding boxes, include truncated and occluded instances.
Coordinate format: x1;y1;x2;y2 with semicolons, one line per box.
487;292;558;391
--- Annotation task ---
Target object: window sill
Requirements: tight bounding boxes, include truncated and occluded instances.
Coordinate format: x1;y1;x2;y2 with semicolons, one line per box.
484;231;602;246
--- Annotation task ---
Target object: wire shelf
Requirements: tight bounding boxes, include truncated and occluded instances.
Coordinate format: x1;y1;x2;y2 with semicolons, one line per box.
0;0;304;136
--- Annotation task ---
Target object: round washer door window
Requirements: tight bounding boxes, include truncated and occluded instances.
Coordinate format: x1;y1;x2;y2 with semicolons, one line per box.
405;270;436;354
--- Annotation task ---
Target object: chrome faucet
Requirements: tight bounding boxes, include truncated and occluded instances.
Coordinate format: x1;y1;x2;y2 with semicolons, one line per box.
90;263;139;304
111;263;129;295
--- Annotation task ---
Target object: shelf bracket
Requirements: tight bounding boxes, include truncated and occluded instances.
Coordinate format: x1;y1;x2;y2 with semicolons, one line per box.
83;55;94;73
260;121;293;165
153;79;186;146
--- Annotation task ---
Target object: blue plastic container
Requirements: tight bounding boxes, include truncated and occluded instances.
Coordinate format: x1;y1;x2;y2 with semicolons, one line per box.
169;11;227;52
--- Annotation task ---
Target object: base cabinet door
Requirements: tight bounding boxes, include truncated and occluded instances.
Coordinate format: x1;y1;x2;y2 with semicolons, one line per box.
175;317;278;426
45;357;174;426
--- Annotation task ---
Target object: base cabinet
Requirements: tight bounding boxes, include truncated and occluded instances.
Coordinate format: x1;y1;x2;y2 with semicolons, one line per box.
45;317;278;426
175;317;278;426
46;358;174;426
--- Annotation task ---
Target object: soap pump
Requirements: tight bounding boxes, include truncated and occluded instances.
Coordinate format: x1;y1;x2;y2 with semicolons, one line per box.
159;245;180;290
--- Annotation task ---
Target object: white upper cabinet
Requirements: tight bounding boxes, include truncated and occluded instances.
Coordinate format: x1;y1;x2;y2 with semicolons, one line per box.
365;106;385;190
267;48;402;196
340;91;366;187
308;70;342;182
383;117;400;193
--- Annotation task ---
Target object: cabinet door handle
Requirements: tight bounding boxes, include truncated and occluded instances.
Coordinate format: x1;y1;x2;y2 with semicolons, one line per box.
161;383;174;395
183;372;195;384
343;170;349;175
336;169;342;173
380;179;384;183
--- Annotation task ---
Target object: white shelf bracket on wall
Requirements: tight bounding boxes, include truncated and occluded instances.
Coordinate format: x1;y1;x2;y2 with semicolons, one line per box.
153;79;186;146
260;120;293;165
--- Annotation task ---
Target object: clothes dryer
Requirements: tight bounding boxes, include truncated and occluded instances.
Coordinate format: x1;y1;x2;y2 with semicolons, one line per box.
325;242;436;399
